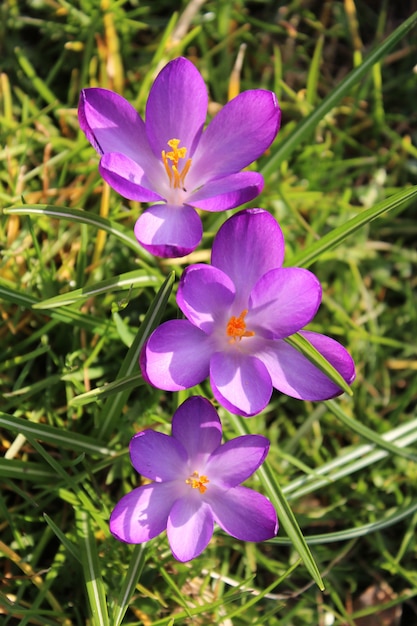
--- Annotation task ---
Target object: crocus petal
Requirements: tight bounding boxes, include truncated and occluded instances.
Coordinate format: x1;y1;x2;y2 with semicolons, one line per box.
211;209;285;310
205;435;270;487
188;90;280;186
140;320;212;390
248;268;322;339
78;88;155;168
129;430;188;481
134;203;203;258
99;153;163;202
187;172;264;212
208;485;278;542
256;331;356;401
171;396;222;465
145;57;208;159
167;496;214;562
110;482;176;543
210;351;272;416
177;264;235;333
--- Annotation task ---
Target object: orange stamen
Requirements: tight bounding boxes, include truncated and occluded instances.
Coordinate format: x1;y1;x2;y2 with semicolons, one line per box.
161;138;192;189
226;309;255;343
185;471;209;494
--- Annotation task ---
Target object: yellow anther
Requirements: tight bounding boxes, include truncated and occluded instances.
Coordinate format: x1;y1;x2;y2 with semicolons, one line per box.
226;309;255;343
185;471;209;494
161;138;192;189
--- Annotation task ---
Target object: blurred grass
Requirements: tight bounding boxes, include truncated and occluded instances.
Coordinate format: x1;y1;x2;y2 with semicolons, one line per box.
1;0;417;624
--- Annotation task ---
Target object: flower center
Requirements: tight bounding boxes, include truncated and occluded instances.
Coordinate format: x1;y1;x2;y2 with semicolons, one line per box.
226;309;255;343
161;138;192;190
185;471;209;494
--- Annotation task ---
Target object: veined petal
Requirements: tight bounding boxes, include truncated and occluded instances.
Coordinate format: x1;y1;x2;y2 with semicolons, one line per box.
134;203;203;258
78;88;154;167
188;90;280;186
205;435;270;487
109;482;177;543
167;496;214;561
187;172;264;212
210;351;272;416
177;264;235;334
129;430;188;481
248;268;322;339
140;320;212;390
208;485;278;541
172;397;222;466
99;153;163;202
256;331;356;401
146;57;207;158
212;209;285;309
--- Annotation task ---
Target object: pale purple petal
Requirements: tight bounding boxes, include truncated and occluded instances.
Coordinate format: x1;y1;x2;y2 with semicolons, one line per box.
188;90;280;186
256;331;355;400
171;396;222;465
177;264;235;333
248;268;322;339
134;203;203;258
167;496;214;562
79;88;154;168
110;482;177;543
146;58;208;158
187;172;264;212
210;351;272;416
211;209;285;310
129;430;187;481
208;485;278;541
140;320;212;390
99;153;163;202
205;435;270;487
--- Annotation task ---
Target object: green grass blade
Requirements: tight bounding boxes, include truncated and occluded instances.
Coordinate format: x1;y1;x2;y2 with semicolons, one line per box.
228;413;324;590
0;412;115;457
284;332;353;396
272;500;417;545
325;399;417;463
98;271;175;438
76;509;110;626
33;270;160;309
111;545;146;626
288;185;417;268
262;11;417;176
3;204;147;257
0;277;117;337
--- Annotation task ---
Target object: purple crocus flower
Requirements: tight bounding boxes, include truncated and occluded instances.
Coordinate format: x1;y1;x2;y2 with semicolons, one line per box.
78;57;280;257
141;209;356;416
110;396;277;562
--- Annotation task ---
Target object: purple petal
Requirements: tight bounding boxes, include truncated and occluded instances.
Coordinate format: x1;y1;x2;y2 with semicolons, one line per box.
210;351;272;416
171;397;222;465
188;90;280;186
177;264;235;334
134;203;203;258
146;58;207;159
208;485;278;541
205;435;270;487
256;331;356;401
187;172;264;212
167;496;214;561
248;268;322;339
211;209;285;310
129;430;187;481
99;153;163;202
110;482;176;543
78;88;154;168
140;320;212;390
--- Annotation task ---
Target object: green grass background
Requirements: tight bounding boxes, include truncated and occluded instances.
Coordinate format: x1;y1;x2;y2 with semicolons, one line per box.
1;0;417;624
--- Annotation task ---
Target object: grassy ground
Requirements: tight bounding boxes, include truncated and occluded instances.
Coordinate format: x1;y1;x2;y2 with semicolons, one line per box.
1;1;417;624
